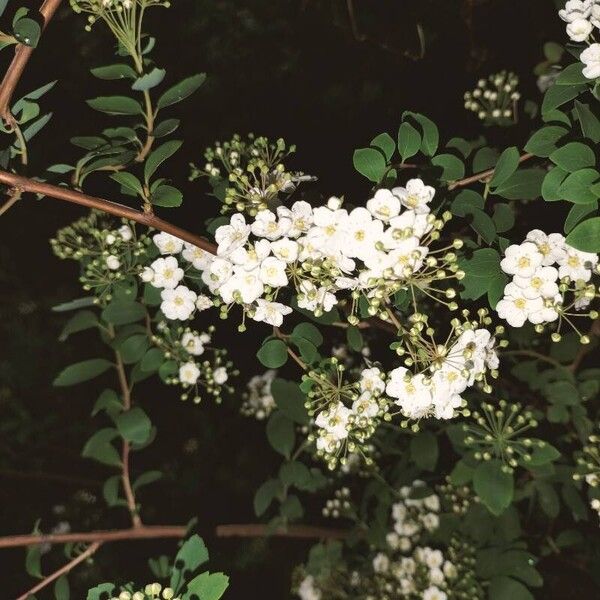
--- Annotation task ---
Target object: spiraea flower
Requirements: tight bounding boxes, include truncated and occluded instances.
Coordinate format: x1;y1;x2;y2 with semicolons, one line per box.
463;71;520;124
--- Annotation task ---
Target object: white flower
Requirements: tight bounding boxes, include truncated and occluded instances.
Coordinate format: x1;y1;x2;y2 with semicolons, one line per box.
215;213;251;256
297;575;321;600
118;225;133;241
526;230;567;265
251;299;292;326
259;256;288;287
160;285;197;320
230;239;271;271
386;368;433;419
140;266;154;282
496;282;544;327
392;178;435;214
385;210;432;245
566;17;593;40
181;332;205;356
581;43;600;79
149;256;184;289
153;232;184;255
423;586;447;600
315;401;352;441
372;553;390;573
343;207;384;261
366;188;401;221
182;243;214;271
500;242;544;277
559;0;592;22
513;266;559;299
251;209;291;240
106;255;120;270
202;258;234;292
308;206;349;256
270;238;299;263
297;281;337;313
218;267;264;304
558;245;598;281
195;295;213;311
280;201;313;238
179;361;200;385
352;392;380;418
213;367;228;385
359;367;385;395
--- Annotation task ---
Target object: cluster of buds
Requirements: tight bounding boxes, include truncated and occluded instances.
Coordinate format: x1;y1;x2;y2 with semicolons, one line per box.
463;401;543;471
437;479;477;516
322;487;353;519
70;0;170;33
110;583;178;600
463;71;520;124
51;212;151;304
574;431;600;519
191;133;309;216
152;322;237;404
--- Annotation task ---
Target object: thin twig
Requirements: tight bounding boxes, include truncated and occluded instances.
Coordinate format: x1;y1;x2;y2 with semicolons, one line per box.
0;0;63;121
215;523;348;540
15;542;101;600
0;188;22;216
0;170;217;252
0;525;187;549
447;152;534;191
273;326;308;370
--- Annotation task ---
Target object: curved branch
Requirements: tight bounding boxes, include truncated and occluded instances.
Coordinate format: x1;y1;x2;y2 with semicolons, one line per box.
0;169;218;252
0;0;64;120
16;542;101;600
0;525;187;549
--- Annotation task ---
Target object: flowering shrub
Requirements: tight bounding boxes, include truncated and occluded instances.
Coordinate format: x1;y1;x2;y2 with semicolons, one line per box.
1;0;600;599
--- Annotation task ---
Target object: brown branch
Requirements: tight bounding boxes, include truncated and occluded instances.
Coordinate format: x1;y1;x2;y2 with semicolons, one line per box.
0;525;187;549
0;170;218;252
0;187;22;216
215;523;348;540
16;541;101;600
0;0;64;121
447;152;535;191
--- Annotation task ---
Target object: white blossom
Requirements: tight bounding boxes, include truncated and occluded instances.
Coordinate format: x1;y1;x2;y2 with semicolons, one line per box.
153;232;184;255
160;285;197;320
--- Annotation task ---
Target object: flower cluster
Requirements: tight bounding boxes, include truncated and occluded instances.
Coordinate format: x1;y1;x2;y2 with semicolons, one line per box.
241;370;277;420
463;401;542;471
559;1;600;78
574;431;600;520
70;0;170;32
151;323;236;403
109;583;178;600
190;133;308;216
321;487;353;519
386;321;500;422
496;230;599;340
463;71;520;124
51;212;150;304
306;360;387;469
190;178;463;332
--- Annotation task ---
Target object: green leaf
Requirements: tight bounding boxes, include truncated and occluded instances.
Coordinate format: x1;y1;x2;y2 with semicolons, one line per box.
404;111;439;156
493;169;544;200
451;189;484;216
153;118;180;138
185;572;229;600
469;208;497;244
524;125;568;157
555;62;588;85
459;248;505;302
490;147;520;188
170;535;210;593
13;17;40;47
550;142;596;172
54;359;112;386
266;411;295;458
279;461;312;488
133;470;162;490
527;442;561;466
118;334;149;364
271;378;309;425
542;166;569;201
157;73;206;110
410;430;438;471
132;67;166;91
353;147;387;182
473;460;514;515
140;348;165;373
25;542;42;578
492;203;515;233
536;481;560;518
103;474;121;506
450;460;474;485
87;584;116;600
558;168;600;203
144;140;183;182
115;407;152;444
397;122;421;161
566;217;600;252
257;339;288;368
565;201;598;233
22;112;52;142
102;301;146;325
542;83;586;114
291;322;323;347
431;153;465;181
281;494;304;520
52;297;96;312
91;64;137;80
151;184;183;207
254;479;281;516
110;172;144;196
59;310;98;341
87;96;142;115
489;576;534;600
82;428;121;467
574;100;600;142
370;132;395;161
346;325;363;351
54;575;70;600
92;389;122;417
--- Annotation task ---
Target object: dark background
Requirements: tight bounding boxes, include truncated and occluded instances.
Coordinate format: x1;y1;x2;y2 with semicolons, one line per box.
0;0;578;597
